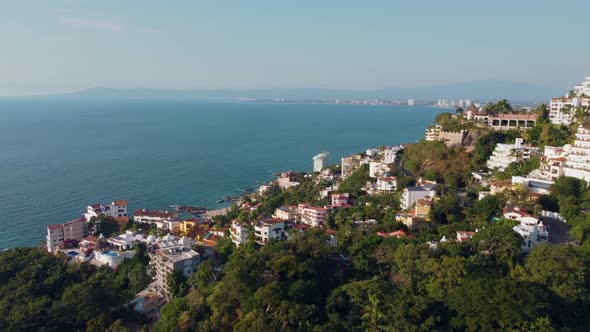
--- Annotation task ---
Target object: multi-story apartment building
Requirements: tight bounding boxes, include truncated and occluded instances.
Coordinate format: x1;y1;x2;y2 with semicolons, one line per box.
84;200;129;223
298;204;327;227
549;97;590;125
376;176;397;194
341;154;366;178
277;172;300;189
486;138;540;171
487;113;538;131
396;197;433;230
313;152;329;173
178;219;197;236
535;145;569;181
549;77;590;125
331;193;349;207
229;220;249;247
151;245;200;299
400;181;436;210
254;218;287;245
563;125;590;182
273;206;298;221
573;76;590;96
369;161;392;178
513;217;549;253
47;217;88;253
383;146;401;164
133;209;176;224
424;125;441;141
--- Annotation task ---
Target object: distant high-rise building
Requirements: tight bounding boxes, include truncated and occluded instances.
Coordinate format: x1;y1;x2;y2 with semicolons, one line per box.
313;152;329;172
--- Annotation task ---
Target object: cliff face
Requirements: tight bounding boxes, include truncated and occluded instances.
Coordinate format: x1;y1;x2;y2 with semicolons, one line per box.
461;129;485;147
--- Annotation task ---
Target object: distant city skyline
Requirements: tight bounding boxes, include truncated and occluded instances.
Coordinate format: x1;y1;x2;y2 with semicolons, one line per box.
1;0;590;96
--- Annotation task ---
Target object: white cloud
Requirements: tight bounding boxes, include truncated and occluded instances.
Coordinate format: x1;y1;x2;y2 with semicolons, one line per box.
58;17;126;32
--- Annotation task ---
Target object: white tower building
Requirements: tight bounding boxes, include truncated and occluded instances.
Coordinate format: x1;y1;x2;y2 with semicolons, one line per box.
313;152;329;173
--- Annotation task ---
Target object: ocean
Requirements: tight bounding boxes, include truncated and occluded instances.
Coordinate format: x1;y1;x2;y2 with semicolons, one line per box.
0;99;438;248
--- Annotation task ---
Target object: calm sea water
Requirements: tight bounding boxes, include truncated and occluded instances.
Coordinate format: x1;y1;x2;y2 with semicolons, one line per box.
0;99;438;247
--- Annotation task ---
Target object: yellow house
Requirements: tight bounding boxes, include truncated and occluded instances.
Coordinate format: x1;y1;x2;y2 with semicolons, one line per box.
179;219;197;236
414;199;433;221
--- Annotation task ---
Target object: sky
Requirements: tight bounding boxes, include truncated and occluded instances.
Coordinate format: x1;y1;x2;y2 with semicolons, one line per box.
1;0;589;95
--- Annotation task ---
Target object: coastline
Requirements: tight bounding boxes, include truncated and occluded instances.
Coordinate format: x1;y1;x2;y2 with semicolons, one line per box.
204;197;242;218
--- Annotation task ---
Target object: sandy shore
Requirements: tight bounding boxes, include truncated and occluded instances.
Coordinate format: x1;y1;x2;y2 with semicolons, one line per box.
204;198;243;218
205;207;232;218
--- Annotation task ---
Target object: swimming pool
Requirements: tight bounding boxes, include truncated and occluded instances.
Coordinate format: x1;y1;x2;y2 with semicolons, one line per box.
66;251;78;258
102;250;118;257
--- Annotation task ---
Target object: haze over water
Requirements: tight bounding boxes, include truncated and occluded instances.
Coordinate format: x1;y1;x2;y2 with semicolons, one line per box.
0;100;438;247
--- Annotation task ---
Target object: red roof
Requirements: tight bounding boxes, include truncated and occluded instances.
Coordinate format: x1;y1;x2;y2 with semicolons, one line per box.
259;218;286;224
379;176;397;181
303;206;327;211
377;230;415;239
416;199;433;206
489;113;538;120
293;224;310;229
80;236;98;243
47;224;63;230
113;200;128;206
456;231;475;239
64;217;86;226
133;209;175;218
89;203;101;209
325;229;337;235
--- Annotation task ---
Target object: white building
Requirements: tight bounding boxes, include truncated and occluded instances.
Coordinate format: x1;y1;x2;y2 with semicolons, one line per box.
369;161;392;178
533;145;570;181
366;149;379;158
400;182;436;210
46;217;88;253
331;193;349;207
574;76;590;96
563;125;590;182
368;176;397;195
133;209;176;224
277;172;300;189
273;206;299;221
486;138;540;171
298;204;328;227
549;96;590;125
341;154;363;178
258;184;272;194
511;176;553;195
513;216;549;253
254;218;287;245
320;185;336;199
107;230;136;251
424;125;441;141
550;76;590;125
151;245;200;299
313;152;329;173
383;146;400;164
84;200;129;223
229;220;249;247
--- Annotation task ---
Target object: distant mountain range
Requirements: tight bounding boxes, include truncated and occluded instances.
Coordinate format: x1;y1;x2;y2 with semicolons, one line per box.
20;80;564;102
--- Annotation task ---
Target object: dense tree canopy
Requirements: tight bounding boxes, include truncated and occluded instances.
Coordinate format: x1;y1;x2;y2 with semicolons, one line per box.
0;246;150;331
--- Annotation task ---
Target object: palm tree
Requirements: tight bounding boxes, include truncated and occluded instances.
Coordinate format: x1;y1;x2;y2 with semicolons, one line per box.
573;106;586;124
362;293;384;332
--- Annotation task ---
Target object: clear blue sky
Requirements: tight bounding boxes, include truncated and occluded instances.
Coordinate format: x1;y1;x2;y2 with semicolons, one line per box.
1;0;589;95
